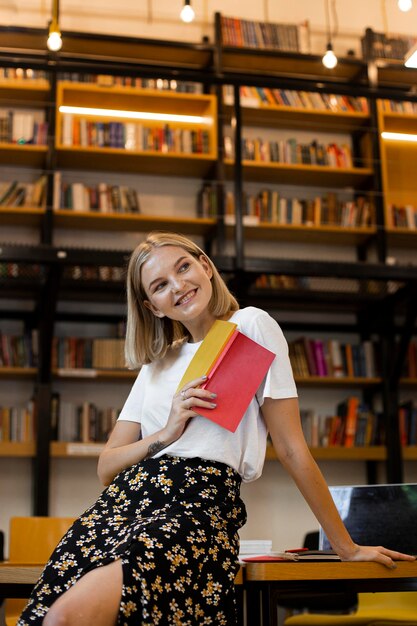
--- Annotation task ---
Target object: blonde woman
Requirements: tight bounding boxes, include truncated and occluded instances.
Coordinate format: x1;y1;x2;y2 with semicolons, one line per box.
19;231;415;626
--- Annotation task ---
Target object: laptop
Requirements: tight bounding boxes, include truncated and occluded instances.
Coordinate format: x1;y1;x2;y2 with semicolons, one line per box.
319;483;417;556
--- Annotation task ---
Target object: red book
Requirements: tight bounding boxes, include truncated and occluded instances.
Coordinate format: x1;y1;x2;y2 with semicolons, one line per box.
193;330;275;432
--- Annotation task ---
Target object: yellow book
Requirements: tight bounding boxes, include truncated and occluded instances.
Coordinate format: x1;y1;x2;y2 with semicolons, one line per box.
176;319;237;391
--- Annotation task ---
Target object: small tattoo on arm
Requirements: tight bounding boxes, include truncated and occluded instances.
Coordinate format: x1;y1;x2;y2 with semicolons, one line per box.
144;440;167;459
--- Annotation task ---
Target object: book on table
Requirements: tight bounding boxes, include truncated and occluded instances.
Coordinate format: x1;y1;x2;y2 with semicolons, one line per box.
177;319;275;433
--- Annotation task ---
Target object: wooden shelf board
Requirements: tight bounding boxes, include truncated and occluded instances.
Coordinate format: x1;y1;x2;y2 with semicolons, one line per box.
386;228;417;247
225;104;370;130
51;441;105;458
53;368;136;381
0;367;37;379
56;147;216;177
230;223;376;245
403;447;417;461
53;210;216;235
220;49;366;83
0;144;47;167
400;378;417;387
381;112;417;135
0;79;50;103
294;376;382;387
0;207;45;226
266;445;386;461
0;441;35;457
225;160;373;187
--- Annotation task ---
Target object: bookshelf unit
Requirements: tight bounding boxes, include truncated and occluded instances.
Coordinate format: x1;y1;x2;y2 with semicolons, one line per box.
1;24;417;517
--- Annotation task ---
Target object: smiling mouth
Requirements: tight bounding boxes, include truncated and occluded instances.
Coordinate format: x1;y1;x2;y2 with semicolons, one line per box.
176;289;197;306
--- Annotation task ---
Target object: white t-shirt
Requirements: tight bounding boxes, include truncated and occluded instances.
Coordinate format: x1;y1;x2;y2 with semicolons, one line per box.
117;306;297;482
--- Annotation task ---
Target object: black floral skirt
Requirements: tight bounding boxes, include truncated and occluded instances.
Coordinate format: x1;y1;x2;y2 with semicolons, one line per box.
18;455;247;626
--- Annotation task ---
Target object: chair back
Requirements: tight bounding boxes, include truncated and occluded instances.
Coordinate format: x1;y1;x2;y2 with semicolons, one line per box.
5;516;75;626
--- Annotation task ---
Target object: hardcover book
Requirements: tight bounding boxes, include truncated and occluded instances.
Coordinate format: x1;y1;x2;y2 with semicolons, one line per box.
178;320;275;432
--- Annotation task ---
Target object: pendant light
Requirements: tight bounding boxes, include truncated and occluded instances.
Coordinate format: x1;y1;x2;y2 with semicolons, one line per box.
322;0;338;69
398;0;412;11
47;0;62;51
180;0;195;23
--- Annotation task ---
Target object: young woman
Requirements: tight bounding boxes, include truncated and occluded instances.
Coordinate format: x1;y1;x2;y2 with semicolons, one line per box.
19;231;415;626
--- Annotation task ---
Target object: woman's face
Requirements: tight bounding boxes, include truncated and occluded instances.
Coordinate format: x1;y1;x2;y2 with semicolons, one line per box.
141;245;213;324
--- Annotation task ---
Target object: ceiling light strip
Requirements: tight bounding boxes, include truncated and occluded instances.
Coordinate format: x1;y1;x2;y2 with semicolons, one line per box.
381;131;417;142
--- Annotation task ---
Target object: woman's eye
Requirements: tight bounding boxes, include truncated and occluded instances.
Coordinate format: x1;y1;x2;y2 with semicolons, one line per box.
154;282;166;292
179;262;190;272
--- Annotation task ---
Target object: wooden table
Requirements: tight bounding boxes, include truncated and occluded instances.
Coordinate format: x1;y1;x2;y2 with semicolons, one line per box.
0;564;42;597
245;560;417;626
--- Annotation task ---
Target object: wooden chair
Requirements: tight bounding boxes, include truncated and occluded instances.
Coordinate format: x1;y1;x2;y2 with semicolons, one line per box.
5;516;75;626
284;592;417;625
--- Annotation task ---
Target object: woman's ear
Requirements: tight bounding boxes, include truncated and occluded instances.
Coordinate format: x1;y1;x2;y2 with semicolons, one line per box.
199;254;213;279
144;299;165;318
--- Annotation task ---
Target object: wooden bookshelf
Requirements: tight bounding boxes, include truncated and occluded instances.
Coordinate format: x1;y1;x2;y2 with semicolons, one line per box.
0;367;37;379
51;441;105;458
225;104;370;131
229;223;376;245
403;446;417;461
294;376;382;388
0;441;35;457
53;368;136;381
53;210;216;236
55;82;218;176
378;101;417;237
266;444;386;462
0;144;48;168
225;160;373;187
0;207;45;227
0;78;50;103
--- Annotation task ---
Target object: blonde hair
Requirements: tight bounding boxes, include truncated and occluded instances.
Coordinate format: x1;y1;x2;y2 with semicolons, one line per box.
125;231;239;367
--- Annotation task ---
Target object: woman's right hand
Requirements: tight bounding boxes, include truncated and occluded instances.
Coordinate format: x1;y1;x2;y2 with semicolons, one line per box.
162;376;217;444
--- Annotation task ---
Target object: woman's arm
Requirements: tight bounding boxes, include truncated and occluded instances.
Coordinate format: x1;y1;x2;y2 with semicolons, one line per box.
98;375;216;486
261;396;415;568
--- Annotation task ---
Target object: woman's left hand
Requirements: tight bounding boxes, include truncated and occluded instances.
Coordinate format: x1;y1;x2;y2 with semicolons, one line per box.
340;544;416;569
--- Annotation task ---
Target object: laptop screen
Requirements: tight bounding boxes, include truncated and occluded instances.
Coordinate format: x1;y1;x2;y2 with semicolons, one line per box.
319;483;417;555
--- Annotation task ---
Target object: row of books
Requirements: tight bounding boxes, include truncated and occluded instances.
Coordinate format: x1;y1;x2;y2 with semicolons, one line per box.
0;263;43;280
0;401;35;443
59;73;202;93
379;100;417;114
0;332;38;368
62;265;125;282
0;176;46;208
61;117;211;154
54;179;140;213
0;110;48;145
0;68;47;81
220;15;310;53
224;190;373;228
361;28;417;61
389;204;417;230
224;85;369;114
51;396;119;443
289;337;378;379
301;399;384;448
52;337;125;370
224;137;353;168
398;401;417;446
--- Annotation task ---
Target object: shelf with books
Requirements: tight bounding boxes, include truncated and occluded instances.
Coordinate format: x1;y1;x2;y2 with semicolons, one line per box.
55;82;218;177
226;223;376;246
265;444;387;462
377;99;417;247
0;206;46;227
0;441;35;457
50;441;105;458
52;209;216;237
0;366;37;379
53;368;136;382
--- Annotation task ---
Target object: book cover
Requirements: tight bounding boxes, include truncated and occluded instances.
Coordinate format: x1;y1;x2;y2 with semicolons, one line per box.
176;319;237;391
194;330;275;432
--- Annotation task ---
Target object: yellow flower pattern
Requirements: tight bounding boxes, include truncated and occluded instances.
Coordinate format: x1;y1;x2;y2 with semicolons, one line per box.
18;456;246;625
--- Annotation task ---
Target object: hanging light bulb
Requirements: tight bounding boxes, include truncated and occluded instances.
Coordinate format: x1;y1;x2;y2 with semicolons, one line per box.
322;43;338;68
398;0;412;11
47;23;62;51
180;0;195;23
